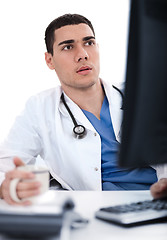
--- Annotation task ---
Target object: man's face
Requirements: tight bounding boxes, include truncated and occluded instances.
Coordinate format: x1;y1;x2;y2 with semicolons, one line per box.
45;23;100;91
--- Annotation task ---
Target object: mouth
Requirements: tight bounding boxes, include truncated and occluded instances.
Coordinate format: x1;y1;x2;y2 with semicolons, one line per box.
76;66;92;75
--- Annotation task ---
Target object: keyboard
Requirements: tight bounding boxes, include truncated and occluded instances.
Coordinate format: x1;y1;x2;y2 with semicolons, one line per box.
95;198;167;227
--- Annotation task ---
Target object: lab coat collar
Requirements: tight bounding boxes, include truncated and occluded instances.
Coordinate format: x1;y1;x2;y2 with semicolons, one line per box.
58;88;96;132
58;79;123;137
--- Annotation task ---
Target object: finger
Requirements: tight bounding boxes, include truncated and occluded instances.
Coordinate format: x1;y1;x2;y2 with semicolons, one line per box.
1;179;31;206
17;181;41;191
5;169;35;181
153;179;167;192
159;178;167;186
17;188;40;200
4;169;35;203
5;193;32;206
150;178;167;199
16;181;41;200
13;157;25;167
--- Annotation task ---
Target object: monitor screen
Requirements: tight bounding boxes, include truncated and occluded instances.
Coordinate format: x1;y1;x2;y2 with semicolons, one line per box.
119;0;167;168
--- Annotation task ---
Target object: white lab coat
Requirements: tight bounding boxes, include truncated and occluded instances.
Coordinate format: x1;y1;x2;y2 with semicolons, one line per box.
0;79;166;189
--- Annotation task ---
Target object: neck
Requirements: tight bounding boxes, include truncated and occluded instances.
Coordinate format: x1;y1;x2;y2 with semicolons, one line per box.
62;79;105;119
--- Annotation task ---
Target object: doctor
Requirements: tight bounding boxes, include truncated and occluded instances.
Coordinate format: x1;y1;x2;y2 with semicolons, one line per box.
0;14;167;205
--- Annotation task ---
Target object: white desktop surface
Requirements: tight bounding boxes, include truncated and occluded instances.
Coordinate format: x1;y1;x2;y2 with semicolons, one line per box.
0;190;167;240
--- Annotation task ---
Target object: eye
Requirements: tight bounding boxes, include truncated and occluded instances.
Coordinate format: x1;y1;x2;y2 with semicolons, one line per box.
62;45;73;51
85;40;95;46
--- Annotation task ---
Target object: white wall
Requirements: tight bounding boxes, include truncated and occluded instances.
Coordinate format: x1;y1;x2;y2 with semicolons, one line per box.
0;0;130;142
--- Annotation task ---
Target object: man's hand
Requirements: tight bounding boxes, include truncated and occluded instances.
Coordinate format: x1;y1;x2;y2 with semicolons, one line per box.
150;178;167;199
0;157;41;205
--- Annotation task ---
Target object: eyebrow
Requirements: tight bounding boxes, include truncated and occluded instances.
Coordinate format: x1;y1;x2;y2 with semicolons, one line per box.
82;36;95;42
58;39;74;46
58;36;95;46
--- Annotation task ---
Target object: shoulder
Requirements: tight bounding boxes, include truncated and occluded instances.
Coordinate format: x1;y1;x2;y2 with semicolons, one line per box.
21;85;62;116
33;85;61;101
26;85;62;106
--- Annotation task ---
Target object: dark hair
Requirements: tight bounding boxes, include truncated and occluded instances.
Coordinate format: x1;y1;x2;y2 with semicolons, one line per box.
45;14;95;55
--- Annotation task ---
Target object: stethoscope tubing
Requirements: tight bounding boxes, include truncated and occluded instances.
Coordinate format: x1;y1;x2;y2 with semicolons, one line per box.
61;86;124;138
61;93;78;127
61;93;86;138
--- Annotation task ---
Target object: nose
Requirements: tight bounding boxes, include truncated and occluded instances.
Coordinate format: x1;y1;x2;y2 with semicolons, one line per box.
75;46;89;62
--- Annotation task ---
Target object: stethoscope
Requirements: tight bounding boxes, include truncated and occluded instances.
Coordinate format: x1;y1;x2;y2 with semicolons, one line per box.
61;93;86;139
61;86;124;139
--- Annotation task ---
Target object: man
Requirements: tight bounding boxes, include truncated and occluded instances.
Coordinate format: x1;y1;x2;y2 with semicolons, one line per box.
0;14;167;205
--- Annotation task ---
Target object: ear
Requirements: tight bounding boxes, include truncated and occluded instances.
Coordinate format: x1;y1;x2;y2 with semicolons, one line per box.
45;52;55;70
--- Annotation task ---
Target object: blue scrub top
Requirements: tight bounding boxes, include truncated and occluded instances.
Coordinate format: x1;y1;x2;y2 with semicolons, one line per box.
82;95;157;190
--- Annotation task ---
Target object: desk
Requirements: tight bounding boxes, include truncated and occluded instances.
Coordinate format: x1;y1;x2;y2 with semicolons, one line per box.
0;190;167;240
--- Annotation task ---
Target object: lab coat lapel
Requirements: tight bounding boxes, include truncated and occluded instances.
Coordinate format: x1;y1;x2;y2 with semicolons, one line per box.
59;92;96;132
102;80;123;142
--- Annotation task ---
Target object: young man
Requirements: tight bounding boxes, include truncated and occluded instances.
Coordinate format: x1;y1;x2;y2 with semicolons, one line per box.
0;14;167;205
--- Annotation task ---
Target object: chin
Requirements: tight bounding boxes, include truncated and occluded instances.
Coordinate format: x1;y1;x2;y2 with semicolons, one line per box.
76;80;98;90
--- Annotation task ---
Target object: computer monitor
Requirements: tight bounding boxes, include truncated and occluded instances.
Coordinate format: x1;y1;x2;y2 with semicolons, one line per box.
119;0;167;168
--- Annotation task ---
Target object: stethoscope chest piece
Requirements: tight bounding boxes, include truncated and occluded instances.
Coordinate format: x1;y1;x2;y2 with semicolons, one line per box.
73;125;86;139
